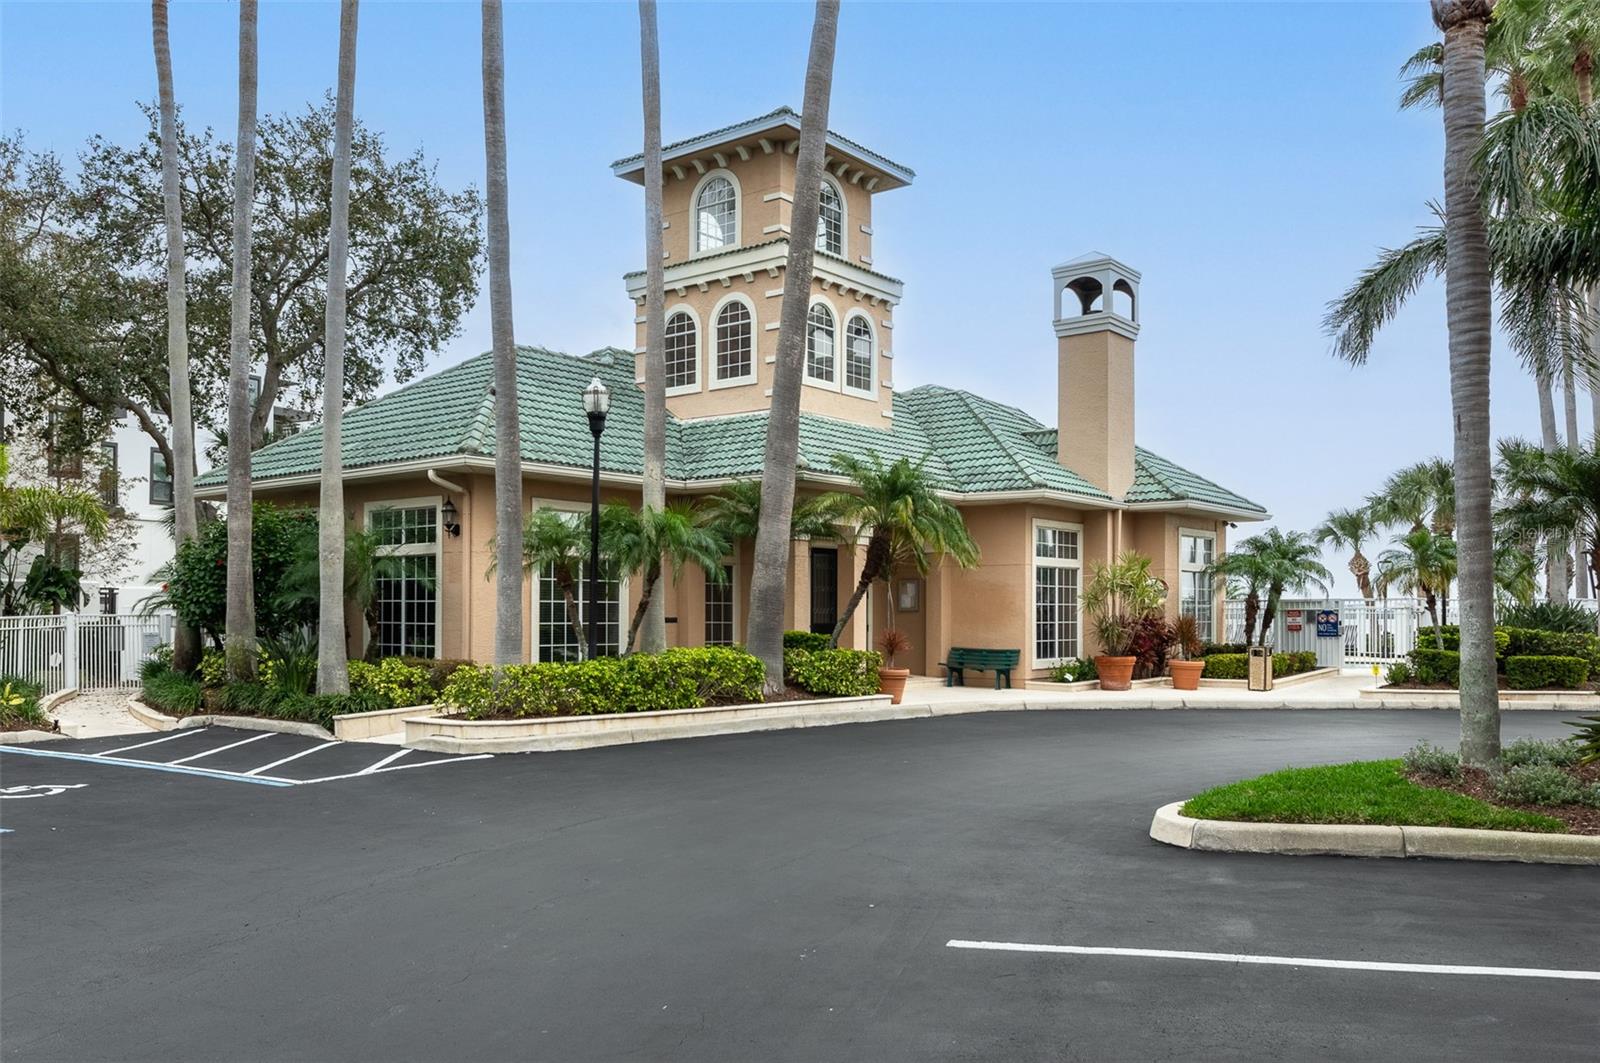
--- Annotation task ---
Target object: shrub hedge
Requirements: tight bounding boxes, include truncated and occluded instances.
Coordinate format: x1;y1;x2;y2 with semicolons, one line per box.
349;658;435;707
1407;647;1460;686
1504;655;1590;690
142;670;205;715
1201;651;1318;680
783;647;883;697
0;673;48;729
1498;601;1598;635
782;630;832;652
1433;626;1511;657
442;647;766;719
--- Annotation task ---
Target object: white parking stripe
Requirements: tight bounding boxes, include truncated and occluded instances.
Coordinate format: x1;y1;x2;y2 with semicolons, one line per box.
167;732;276;765
293;753;493;786
945;940;1600;982
244;742;337;776
97;729;210;757
359;748;412;774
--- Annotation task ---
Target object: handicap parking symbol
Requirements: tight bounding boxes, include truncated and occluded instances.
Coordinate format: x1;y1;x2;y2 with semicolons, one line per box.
0;784;88;799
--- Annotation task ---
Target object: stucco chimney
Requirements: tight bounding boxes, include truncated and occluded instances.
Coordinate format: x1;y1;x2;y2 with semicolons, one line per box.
1052;253;1140;498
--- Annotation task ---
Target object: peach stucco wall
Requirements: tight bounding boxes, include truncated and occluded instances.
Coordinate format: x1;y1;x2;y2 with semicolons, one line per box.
255;474;1226;684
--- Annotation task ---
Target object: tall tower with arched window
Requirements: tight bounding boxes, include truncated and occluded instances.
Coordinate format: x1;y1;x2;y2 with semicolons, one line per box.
1052;253;1141;498
612;108;914;429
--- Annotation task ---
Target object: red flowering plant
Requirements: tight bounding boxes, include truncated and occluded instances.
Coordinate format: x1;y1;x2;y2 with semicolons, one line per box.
1126;614;1177;680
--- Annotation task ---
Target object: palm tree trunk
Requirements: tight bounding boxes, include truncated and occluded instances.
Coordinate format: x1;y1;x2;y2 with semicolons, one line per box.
1434;0;1499;769
829;531;887;647
1242;589;1259;646
556;576;586;660
1564;352;1584;597
223;0;259;683
482;0;523;667
1349;552;1374;601
1259;588;1282;648
635;0;667;655
1538;370;1571;602
745;0;840;695
1425;591;1442;647
152;0;201;675
317;0;358;695
625;565;660;654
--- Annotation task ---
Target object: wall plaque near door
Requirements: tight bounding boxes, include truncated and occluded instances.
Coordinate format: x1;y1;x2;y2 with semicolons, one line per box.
896;579;921;613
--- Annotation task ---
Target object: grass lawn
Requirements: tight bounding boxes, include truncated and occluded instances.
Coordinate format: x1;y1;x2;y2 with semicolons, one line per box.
1182;760;1568;833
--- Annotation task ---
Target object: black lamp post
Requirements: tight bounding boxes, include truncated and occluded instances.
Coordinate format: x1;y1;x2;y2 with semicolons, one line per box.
582;376;611;660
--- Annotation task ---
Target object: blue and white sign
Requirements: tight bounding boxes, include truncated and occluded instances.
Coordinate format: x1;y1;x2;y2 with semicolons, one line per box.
1316;610;1340;638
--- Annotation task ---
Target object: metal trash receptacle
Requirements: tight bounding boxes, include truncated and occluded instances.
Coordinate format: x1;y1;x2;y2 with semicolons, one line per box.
1248;646;1274;691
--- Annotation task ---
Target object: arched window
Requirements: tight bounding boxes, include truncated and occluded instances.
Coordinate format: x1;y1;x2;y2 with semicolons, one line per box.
805;303;836;383
715;300;753;382
665;311;698;389
816;180;843;256
694;175;737;252
844;315;873;393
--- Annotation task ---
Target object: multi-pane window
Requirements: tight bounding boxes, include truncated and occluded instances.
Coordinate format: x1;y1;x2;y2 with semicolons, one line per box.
149;448;173;506
1034;522;1081;664
370;505;439;658
694;175;737;252
705;565;735;646
99;442;119;508
1179;530;1216;639
538;561;620;662
666;311;698;390
805;303;836;383
816;180;843;256
715;301;753;382
844;315;873;394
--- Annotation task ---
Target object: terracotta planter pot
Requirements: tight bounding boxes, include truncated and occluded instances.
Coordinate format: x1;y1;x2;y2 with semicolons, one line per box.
1169;659;1205;691
1094;656;1137;691
878;667;911;705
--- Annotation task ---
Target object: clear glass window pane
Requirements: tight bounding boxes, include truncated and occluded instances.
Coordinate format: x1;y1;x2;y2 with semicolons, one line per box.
816;181;843;256
538;556;621;662
715;302;752;381
705;565;735;646
806;303;835;383
666;312;698;389
844;316;873;393
695;176;736;252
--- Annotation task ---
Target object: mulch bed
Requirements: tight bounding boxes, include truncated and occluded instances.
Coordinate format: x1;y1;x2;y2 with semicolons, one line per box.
1408;763;1600;835
1;718;58;734
445;684;831;722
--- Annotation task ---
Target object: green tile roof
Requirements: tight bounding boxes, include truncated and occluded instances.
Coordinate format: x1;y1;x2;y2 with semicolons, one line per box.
200;345;1264;516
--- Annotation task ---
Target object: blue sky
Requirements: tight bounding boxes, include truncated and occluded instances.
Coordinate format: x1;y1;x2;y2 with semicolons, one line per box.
1;1;1561;593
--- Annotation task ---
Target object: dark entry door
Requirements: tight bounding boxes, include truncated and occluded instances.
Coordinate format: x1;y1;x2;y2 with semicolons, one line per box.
809;547;838;635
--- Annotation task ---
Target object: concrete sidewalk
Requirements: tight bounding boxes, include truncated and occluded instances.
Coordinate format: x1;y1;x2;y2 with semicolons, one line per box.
902;673;1579;711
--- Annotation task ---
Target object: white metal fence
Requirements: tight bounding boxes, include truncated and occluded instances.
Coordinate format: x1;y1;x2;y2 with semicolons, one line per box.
1222;597;1600;666
0;612;175;694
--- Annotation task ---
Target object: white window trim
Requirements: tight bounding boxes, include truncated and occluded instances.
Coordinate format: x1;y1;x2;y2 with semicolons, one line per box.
841;310;877;399
802;295;841;393
704;558;739;646
1030;518;1083;670
707;292;758;390
1178;526;1217;636
689;168;741;257
817;175;848;259
528;499;630;662
663;303;702;396
362;496;444;660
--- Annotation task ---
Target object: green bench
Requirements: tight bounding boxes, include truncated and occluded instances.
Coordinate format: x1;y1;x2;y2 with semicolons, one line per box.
940;647;1021;689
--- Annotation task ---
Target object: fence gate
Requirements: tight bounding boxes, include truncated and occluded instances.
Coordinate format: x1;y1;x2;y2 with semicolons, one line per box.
0;612;175;693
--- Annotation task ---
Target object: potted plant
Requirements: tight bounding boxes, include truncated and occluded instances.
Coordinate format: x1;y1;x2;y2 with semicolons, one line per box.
1082;552;1167;692
1168;614;1205;691
877;629;912;704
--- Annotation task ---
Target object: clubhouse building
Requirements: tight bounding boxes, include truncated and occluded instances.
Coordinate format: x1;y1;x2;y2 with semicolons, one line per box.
199;108;1266;683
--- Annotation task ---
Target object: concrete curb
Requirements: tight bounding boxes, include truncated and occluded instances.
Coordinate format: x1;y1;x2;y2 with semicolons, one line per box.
1149;801;1600;865
1358;687;1598;708
1;728;66;745
39;688;79;714
128;696;335;741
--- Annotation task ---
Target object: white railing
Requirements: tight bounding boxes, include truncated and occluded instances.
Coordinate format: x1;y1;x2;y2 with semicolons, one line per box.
0;612;175;693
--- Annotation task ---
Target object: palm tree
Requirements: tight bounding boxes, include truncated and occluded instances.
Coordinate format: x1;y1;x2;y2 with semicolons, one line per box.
745;0;841;694
482;0;523;667
1434;0;1500;768
277;522;407;661
1314;506;1378;599
1370;458;1456;534
519;508;591;658
317;0;359;694
1498;440;1600;624
601;502;727;653
635;0;667;654
151;0;200;673
1375;527;1459;647
223;0;260;682
809;453;978;646
699;479;838;545
1208;539;1271;646
1248;528;1333;647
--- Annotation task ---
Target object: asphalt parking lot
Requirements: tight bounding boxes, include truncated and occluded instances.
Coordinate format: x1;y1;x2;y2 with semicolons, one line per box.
1;709;1594;1061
